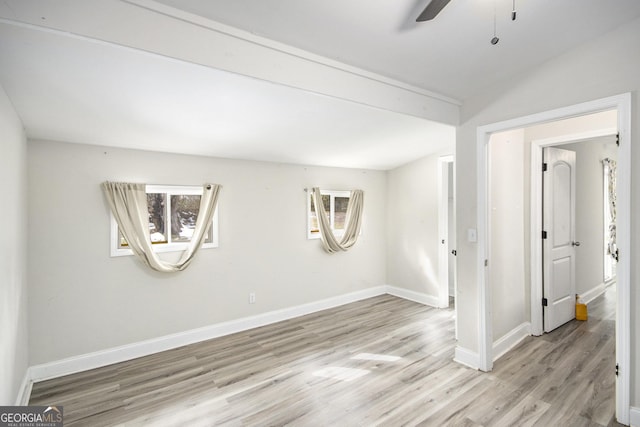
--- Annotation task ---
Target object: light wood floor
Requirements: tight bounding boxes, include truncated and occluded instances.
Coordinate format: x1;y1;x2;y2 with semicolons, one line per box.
30;287;620;426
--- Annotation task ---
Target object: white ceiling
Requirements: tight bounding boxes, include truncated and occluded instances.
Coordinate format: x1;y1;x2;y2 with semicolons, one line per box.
0;22;454;169
1;0;639;170
153;0;640;100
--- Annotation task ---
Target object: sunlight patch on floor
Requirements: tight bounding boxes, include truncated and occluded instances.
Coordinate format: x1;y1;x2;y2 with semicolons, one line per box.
351;353;401;362
312;367;370;382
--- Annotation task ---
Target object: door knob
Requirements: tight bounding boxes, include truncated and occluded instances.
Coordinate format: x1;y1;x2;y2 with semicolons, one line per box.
572;241;581;247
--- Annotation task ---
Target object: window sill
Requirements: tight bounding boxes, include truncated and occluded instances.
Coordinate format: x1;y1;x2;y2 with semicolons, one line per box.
111;242;218;257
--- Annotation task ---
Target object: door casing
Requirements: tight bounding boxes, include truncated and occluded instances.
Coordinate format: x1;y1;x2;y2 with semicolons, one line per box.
474;93;631;424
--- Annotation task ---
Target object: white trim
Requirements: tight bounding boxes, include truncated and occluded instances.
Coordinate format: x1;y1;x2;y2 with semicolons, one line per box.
476;128;492;372
14;368;33;405
578;282;608;305
30;287;388;382
530;141;544;336
18;285;449;405
437;155;455;309
615;93;631;426
630;407;640;427
476;93;631;424
492;322;531;362
453;346;480;370
386;285;440;307
26;285;445;386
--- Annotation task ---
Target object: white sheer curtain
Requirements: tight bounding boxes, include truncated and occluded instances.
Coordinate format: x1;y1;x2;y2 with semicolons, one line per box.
102;182;221;272
312;187;364;253
603;158;617;262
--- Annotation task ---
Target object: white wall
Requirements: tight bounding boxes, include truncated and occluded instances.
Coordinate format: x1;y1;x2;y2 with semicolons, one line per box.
386;149;453;299
489;129;527;341
27;140;387;365
455;15;640;405
0;85;28;404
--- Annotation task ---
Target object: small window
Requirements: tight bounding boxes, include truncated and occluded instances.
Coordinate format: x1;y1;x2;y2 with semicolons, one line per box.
307;190;351;239
111;185;219;257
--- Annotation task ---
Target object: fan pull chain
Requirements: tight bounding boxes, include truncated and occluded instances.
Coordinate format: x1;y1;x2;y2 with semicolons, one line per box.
491;1;499;45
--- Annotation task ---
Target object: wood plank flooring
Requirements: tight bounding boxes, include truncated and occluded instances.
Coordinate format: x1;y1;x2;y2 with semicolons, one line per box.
30;286;620;426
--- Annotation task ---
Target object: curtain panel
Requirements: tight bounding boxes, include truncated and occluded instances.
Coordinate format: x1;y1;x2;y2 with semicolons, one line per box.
312;187;364;253
102;182;221;272
603;158;617;261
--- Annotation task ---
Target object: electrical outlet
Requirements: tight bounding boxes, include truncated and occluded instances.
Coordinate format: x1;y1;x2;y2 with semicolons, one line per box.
249;292;256;304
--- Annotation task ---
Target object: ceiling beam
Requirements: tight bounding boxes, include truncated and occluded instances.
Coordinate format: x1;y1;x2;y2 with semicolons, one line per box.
0;0;460;125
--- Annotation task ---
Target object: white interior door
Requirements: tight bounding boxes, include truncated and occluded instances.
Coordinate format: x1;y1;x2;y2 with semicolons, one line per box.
543;147;577;333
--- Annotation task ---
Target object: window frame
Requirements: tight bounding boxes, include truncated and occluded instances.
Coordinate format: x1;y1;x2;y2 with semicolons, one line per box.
307;189;351;240
110;184;219;257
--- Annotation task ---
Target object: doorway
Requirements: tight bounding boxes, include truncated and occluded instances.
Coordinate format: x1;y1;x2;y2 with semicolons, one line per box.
476;93;631;424
531;127;618;336
438;155;456;336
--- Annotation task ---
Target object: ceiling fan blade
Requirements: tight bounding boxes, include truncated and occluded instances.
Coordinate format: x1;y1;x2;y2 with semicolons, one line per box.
416;0;452;22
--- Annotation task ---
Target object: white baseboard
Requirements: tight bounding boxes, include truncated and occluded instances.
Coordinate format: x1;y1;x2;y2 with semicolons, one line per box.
630;406;640;427
14;368;33;405
453;346;479;370
30;286;388;383
385;285;440;307
26;285;446;403
579;282;607;305
492;322;531;362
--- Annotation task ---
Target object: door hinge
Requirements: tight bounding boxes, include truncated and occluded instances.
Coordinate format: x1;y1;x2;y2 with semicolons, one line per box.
616;133;620;147
542;298;548;307
542;162;548;172
451;250;457;256
615;249;619;262
484;259;488;267
542;230;548;239
616;363;619;376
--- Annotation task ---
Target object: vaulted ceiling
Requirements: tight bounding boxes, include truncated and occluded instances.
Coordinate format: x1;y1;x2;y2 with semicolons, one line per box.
154;0;640;100
1;0;639;169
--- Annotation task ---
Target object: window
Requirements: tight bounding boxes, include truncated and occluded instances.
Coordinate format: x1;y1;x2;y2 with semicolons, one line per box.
307;189;350;239
110;185;219;256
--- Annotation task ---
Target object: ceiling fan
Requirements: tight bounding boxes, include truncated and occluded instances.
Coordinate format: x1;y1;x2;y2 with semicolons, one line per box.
416;0;451;22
